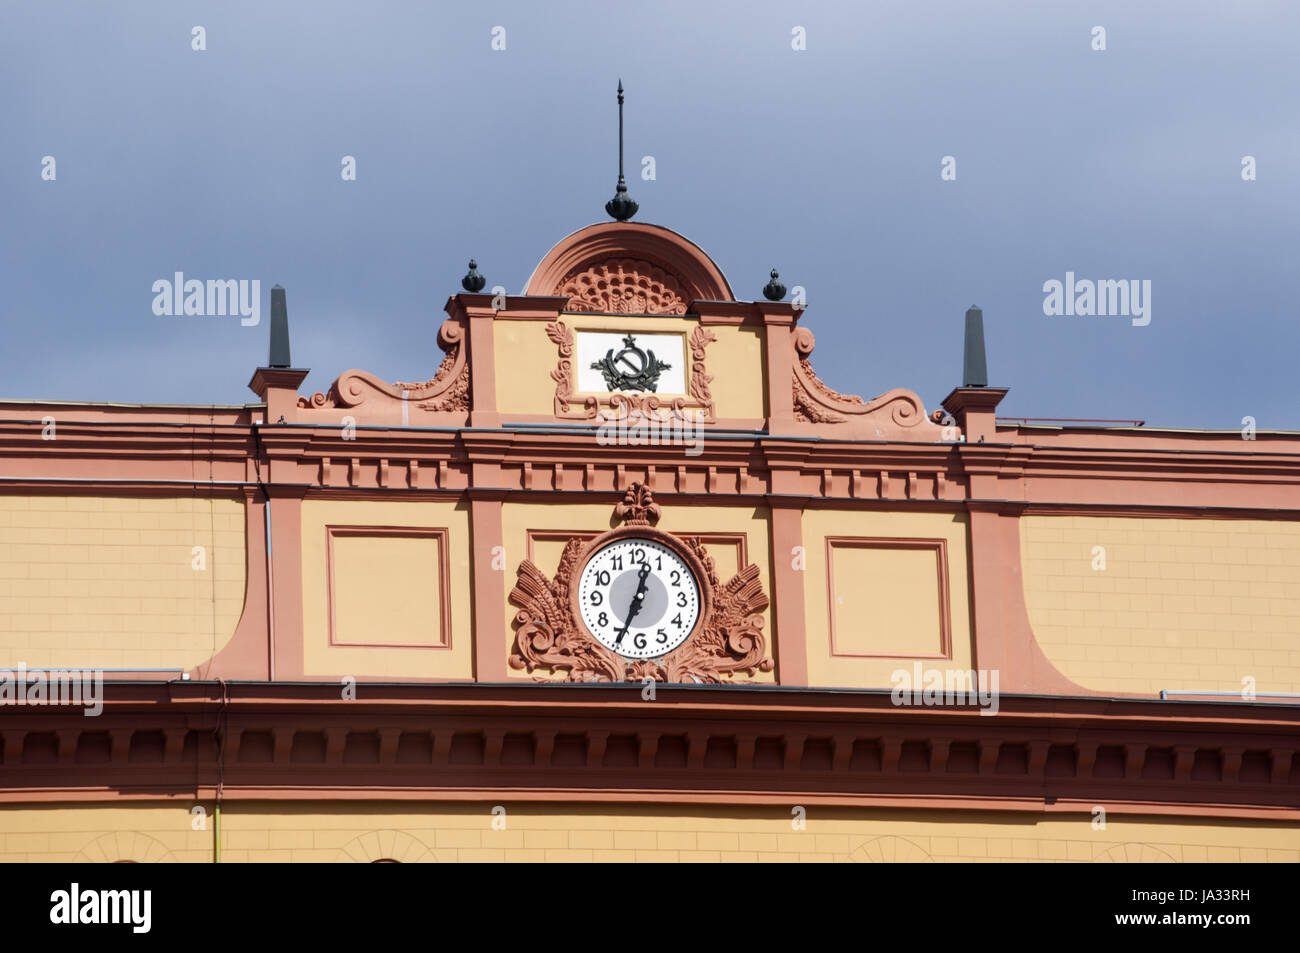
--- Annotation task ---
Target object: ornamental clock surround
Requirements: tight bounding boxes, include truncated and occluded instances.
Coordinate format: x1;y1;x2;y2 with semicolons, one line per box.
508;484;774;683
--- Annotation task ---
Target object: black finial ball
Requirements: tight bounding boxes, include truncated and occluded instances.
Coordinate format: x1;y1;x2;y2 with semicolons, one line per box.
461;260;486;292
762;269;786;301
605;184;638;222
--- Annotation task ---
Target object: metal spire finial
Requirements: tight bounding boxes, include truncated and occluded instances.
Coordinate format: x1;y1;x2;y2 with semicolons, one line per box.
605;79;638;222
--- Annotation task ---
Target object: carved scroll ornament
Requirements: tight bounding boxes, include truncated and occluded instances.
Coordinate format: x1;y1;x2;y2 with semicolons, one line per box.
791;328;950;439
298;319;469;412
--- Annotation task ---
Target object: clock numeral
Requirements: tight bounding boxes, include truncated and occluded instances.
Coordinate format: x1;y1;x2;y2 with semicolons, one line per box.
598;611;608;627
670;570;680;586
610;555;623;570
632;548;646;566
655;554;662;570
596;570;610;586
676;591;688;607
633;633;647;650
590;591;603;606
656;628;667;644
671;613;683;628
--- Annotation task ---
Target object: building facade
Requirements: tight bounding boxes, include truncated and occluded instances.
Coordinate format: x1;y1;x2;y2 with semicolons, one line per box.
0;220;1297;862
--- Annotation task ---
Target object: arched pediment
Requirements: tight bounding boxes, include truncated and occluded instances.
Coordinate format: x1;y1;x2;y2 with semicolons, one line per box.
524;222;734;312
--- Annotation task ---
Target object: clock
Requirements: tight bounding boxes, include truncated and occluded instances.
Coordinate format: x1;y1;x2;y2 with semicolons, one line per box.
575;533;704;659
509;483;773;682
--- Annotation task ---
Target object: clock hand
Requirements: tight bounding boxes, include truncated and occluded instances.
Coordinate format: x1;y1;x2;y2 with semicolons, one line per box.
614;563;652;646
614;565;650;645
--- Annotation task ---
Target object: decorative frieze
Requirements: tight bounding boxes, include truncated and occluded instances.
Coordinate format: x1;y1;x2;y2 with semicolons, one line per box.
0;689;1294;822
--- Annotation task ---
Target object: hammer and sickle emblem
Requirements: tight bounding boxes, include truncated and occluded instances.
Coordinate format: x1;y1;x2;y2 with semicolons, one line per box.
592;334;671;392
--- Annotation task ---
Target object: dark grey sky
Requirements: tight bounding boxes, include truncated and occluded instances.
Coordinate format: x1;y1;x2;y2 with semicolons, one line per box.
3;1;1297;429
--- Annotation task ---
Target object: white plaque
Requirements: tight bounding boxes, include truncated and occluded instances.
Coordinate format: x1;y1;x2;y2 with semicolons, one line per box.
575;331;687;395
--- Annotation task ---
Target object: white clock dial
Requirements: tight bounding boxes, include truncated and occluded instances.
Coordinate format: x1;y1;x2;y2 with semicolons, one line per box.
577;537;701;659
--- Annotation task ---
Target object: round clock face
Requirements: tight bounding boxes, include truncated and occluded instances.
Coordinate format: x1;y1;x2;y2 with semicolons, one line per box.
577;536;702;659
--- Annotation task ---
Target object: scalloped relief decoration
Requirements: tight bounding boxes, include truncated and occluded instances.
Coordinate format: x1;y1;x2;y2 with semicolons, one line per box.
298;318;469;413
791;328;955;441
557;258;689;315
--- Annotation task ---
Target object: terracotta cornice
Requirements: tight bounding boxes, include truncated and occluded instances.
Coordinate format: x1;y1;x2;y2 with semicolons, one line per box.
1018;502;1300;520
1019;444;1300;476
690;300;764;326
942;387;1008;445
755;301;800;326
248;367;311;426
446;294;571;321
248;366;310;397
942;387;1010;416
11;419;1300;480
0;684;1295;819
7;418;1300;516
954;443;1036;472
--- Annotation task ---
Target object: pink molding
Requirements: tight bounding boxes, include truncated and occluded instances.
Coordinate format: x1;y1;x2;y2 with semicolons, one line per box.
324;526;452;650
768;503;809;685
943;387;1006;444
966;504;1098;696
191;488;270;681
268;490;307;680
470;497;510;682
249;368;309;425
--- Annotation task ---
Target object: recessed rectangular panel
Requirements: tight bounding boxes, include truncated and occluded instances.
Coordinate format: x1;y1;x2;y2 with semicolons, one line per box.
827;538;951;659
328;527;450;648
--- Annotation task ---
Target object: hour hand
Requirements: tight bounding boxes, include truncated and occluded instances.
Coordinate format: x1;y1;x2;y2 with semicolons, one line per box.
614;564;652;645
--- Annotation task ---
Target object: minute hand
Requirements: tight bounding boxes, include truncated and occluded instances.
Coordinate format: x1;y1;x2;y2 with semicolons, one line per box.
614;564;652;646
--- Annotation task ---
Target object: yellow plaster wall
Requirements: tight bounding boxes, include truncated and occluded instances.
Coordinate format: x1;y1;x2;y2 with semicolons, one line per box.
0;495;246;670
800;510;974;688
493;314;765;420
501;500;774;682
300;499;473;679
699;322;765;419
1022;516;1300;695
2;802;1296;863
